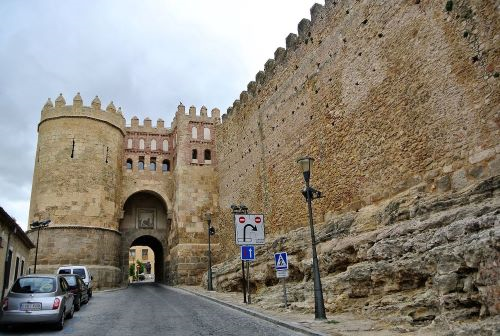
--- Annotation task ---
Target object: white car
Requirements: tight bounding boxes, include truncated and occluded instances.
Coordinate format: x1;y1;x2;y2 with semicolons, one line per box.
57;266;93;298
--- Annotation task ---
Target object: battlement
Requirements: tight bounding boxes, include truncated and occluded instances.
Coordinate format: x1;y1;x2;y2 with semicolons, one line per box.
40;93;126;134
174;103;221;124
222;2;329;121
126;116;172;133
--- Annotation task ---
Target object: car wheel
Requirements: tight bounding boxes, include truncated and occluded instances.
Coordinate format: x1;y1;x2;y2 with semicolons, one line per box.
75;295;81;311
67;303;75;319
54;311;65;330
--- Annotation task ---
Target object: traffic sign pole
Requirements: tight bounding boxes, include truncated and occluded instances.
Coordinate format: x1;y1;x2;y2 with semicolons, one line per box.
246;261;251;304
282;278;288;308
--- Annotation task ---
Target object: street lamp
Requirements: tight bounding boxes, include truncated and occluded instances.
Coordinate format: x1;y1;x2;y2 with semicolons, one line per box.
206;213;215;291
31;219;50;274
297;157;326;320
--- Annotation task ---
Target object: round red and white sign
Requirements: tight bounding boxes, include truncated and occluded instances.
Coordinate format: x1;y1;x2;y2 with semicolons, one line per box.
255;216;262;224
239;216;246;223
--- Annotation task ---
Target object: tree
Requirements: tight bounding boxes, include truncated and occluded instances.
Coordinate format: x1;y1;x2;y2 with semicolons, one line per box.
129;263;135;278
136;260;145;274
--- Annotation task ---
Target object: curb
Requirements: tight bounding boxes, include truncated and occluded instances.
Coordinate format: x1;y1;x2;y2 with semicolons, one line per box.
170;286;330;336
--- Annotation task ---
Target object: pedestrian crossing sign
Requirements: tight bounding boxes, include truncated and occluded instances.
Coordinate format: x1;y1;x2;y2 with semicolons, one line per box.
274;252;288;270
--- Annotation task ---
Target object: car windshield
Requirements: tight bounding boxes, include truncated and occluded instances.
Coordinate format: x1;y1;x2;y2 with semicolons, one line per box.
73;268;86;279
58;269;71;274
12;277;56;293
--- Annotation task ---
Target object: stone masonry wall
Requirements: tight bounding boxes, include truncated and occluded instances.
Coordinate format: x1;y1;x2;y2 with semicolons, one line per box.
168;106;220;284
27;226;122;290
29;94;125;229
214;0;499;259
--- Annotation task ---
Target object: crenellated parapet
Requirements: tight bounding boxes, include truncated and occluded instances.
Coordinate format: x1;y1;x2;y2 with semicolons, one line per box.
221;2;329;120
174;102;220;125
127;115;170;133
40;93;126;135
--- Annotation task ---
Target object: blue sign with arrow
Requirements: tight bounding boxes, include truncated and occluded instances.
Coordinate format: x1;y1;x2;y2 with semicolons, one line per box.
241;245;255;261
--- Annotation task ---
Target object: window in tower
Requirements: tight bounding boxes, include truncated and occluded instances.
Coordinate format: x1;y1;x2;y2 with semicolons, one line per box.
162;159;170;172
138;157;144;170
126;159;133;170
151;139;157;151
150;157;156;171
139;139;145;150
127;139;133;149
204;149;211;163
192;126;197;139
163;139;168;152
192;149;198;163
204;127;211;140
71;138;75;158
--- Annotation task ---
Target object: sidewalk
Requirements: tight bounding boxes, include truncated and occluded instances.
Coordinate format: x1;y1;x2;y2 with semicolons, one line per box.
177;286;409;336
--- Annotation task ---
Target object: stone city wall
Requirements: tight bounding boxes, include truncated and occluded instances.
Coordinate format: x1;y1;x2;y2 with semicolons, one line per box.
30;94;125;230
27;226;122;290
214;0;499;259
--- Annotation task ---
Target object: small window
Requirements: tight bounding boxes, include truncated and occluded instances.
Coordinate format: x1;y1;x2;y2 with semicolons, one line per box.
204;149;211;161
192;149;198;160
162;159;170;172
139;139;145;150
163;139;168;151
127;139;133;149
138;159;144;170
192;126;197;139
150;158;156;171
126;159;133;170
142;249;148;259
130;249;136;258
204;127;211;140
151;139;157;151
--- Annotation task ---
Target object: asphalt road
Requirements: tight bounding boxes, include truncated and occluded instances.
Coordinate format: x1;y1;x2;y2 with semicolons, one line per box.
1;282;304;336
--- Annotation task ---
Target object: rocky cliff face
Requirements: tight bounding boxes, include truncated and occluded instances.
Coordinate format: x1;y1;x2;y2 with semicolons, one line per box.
209;176;499;334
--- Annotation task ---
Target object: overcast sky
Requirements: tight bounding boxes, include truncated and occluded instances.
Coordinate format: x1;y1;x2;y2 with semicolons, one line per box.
0;0;322;230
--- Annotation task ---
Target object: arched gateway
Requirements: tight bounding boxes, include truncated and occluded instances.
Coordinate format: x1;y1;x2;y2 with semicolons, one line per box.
27;97;219;288
120;191;170;285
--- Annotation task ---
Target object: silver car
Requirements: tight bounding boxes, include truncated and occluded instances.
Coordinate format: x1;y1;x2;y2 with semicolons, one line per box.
0;274;74;330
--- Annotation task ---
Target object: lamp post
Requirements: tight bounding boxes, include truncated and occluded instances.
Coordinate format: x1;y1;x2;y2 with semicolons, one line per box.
297;157;326;320
31;219;50;274
230;204;248;304
206;213;215;291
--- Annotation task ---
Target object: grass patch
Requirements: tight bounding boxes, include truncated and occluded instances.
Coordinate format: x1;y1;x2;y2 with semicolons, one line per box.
326;319;340;324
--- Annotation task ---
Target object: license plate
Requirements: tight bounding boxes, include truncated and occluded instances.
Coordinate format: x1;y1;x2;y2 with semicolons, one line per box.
20;302;42;311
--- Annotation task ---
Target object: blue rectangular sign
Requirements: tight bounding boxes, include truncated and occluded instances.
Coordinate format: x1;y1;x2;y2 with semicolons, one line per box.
274;252;288;270
241;245;255;261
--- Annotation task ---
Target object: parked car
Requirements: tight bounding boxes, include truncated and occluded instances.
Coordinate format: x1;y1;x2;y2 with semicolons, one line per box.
57;265;93;298
60;274;89;311
0;274;74;330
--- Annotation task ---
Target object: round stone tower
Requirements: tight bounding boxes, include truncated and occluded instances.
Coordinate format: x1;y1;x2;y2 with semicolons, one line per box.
27;93;126;288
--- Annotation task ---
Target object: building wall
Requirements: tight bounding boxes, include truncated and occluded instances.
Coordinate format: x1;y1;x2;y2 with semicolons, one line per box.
0;208;34;298
214;0;499;259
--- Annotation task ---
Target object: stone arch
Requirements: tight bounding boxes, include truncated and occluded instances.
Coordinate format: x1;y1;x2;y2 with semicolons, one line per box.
119;190;172;285
126;234;165;283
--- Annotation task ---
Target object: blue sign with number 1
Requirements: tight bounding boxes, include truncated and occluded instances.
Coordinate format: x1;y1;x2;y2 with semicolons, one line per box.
241;246;255;261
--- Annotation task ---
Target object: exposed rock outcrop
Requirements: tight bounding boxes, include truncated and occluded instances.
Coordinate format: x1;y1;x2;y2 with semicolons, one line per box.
208;176;500;334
